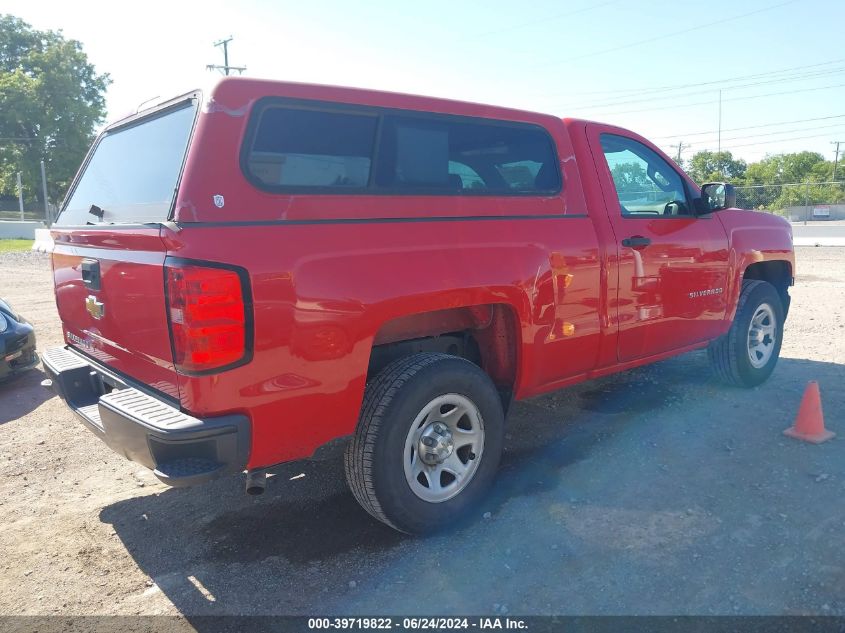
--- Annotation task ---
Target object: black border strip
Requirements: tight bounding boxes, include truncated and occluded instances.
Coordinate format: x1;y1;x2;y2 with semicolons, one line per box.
163;256;255;377
3;616;845;633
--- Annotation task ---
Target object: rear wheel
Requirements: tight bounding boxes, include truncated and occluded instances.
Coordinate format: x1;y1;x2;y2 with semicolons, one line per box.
344;353;504;534
708;279;784;387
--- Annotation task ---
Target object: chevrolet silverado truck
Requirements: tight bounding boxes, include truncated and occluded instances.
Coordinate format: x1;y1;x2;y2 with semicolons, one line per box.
42;78;794;534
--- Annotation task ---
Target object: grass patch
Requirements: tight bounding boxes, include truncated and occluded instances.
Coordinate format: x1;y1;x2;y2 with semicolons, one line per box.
0;239;34;253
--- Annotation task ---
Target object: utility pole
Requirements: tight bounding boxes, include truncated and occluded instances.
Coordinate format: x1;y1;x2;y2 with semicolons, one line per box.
670;141;689;165
206;36;246;76
717;89;722;175
40;160;50;225
804;180;811;224
832;141;843;181
16;172;24;220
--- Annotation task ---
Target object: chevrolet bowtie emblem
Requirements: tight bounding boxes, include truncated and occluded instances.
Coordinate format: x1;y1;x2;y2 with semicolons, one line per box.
85;295;105;320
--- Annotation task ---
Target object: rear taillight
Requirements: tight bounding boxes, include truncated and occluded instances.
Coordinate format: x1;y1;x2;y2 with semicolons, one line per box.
165;260;251;373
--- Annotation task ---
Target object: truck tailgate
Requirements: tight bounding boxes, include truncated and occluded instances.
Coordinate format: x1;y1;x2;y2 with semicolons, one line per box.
52;226;179;401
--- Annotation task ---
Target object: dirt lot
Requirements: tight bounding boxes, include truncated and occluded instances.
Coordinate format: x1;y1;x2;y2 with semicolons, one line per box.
0;247;843;618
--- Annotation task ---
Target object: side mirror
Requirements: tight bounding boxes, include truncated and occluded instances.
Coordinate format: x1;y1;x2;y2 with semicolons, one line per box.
700;182;737;212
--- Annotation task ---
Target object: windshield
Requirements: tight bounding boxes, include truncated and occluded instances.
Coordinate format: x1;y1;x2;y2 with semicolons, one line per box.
57;100;197;226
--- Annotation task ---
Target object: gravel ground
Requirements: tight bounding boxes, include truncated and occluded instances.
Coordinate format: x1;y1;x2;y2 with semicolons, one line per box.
0;247;842;618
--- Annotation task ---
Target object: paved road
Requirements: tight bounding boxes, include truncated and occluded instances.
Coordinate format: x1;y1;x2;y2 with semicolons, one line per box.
792;224;845;246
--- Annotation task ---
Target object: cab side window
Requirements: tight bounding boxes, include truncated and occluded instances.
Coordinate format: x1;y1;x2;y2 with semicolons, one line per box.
243;101;562;196
600;134;691;217
375;115;560;194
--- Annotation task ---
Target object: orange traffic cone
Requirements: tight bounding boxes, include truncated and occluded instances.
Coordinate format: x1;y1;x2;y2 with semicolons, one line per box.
783;381;835;444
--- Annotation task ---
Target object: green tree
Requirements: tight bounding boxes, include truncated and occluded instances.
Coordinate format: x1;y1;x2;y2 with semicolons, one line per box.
686;150;746;184
732;151;843;210
771;183;845;209
0;15;110;206
610;162;651;194
810;159;837;182
743;151;827;185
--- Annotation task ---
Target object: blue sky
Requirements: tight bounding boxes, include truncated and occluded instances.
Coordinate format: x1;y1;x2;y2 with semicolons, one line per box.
6;0;845;165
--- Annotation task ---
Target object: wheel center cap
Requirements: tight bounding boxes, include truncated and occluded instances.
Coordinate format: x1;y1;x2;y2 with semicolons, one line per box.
418;423;454;465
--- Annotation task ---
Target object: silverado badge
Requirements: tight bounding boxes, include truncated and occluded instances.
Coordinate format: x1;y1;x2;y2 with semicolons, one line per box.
688;288;724;299
85;295;105;320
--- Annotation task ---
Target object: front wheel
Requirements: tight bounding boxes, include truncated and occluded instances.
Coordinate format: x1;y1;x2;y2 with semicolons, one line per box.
708;279;785;387
344;353;504;534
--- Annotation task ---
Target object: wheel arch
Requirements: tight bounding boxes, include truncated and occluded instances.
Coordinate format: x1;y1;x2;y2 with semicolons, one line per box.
368;303;521;411
741;259;793;318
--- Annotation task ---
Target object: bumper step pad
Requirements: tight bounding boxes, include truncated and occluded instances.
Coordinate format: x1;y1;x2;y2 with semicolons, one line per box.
42;346;250;487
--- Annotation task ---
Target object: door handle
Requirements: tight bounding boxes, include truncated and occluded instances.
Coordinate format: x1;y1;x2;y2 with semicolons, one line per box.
81;258;102;290
621;236;651;249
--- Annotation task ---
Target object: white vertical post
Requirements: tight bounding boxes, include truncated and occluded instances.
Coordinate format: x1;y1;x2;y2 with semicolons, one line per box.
17;171;24;220
40;160;50;225
804;180;810;225
717;89;722;176
717;90;721;152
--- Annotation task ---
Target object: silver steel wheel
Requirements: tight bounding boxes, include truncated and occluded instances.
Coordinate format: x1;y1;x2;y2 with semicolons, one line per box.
747;303;777;369
403;393;485;503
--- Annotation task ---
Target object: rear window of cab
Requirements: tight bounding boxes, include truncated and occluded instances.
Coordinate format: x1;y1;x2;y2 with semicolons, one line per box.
241;100;561;196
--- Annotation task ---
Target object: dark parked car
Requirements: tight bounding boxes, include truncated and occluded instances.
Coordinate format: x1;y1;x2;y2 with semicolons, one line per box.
0;299;38;381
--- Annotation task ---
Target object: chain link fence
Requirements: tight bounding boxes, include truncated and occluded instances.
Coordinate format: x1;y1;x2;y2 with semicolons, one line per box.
734;181;845;219
0;198;56;222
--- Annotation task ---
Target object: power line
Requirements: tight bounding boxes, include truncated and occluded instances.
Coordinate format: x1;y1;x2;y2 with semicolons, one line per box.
536;57;845;99
650;114;845;140
584;81;845;117
670;123;845;147
699;130;845;150
541;0;797;67
679;122;845;147
560;66;845;110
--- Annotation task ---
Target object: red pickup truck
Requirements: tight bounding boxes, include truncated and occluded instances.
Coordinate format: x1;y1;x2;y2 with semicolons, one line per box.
43;78;794;534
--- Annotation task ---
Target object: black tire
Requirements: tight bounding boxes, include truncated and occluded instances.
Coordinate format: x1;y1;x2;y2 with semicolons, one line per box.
708;279;784;387
344;353;504;534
